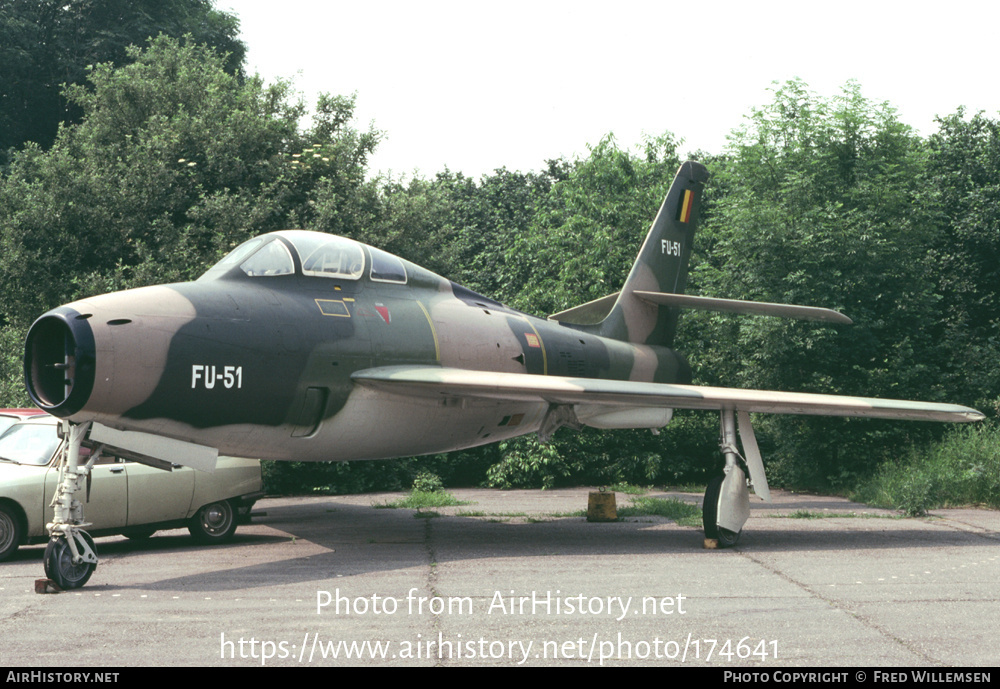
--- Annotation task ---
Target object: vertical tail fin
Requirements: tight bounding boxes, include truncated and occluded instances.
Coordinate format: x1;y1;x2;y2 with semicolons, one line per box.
598;160;709;346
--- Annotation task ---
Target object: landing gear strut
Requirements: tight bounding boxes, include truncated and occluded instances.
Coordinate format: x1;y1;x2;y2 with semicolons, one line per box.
702;409;760;548
45;421;99;589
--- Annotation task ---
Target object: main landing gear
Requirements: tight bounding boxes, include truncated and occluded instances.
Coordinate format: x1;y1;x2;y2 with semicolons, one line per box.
702;409;771;548
45;421;99;589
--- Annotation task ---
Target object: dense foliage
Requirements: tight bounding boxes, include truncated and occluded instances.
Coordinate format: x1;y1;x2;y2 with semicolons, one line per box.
0;0;245;164
1;23;996;496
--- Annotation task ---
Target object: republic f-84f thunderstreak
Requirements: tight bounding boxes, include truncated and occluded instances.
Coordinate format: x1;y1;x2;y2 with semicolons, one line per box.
23;161;983;588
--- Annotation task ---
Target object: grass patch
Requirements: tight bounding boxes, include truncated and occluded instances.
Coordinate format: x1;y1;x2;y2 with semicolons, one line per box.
850;421;1000;516
374;490;470;510
608;483;650;495
618;496;701;524
665;483;708;494
455;510;527;518
776;510;901;520
787;510;830;519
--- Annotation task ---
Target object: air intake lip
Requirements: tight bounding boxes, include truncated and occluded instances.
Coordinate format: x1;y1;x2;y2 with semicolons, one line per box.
24;307;96;417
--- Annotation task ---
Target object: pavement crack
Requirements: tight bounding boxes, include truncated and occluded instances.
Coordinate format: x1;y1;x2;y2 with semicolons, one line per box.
736;549;941;665
422;516;446;666
931;515;1000;540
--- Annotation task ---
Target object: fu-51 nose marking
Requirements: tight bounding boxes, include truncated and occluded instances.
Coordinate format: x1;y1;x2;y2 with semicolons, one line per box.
190;365;243;389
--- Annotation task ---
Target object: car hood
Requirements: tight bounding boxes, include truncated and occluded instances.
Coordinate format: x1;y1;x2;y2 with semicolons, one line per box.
0;460;50;483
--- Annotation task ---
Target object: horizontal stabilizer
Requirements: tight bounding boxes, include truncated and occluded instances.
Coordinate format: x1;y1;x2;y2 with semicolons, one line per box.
632;290;853;325
548;293;619;325
634;291;852;324
550;291;851;325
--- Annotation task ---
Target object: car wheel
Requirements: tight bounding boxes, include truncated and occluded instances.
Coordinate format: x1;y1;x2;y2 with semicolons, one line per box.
44;532;97;589
0;504;23;562
188;500;237;544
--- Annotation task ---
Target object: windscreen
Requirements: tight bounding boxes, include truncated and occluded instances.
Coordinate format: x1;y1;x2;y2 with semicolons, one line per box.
0;423;60;466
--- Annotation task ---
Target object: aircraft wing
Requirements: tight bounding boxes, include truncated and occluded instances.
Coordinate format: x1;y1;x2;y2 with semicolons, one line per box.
352;366;984;423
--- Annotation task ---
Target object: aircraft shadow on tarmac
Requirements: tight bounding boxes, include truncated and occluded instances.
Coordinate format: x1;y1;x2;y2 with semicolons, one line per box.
9;497;995;593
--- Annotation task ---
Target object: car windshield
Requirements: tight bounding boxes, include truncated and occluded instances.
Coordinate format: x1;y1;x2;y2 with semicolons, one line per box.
0;423;60;466
0;415;18;436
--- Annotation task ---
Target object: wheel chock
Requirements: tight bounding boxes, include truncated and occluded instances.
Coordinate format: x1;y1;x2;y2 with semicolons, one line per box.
587;490;617;522
35;578;63;594
703;538;719;549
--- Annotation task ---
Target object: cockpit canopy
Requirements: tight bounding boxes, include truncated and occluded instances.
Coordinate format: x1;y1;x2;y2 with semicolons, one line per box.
200;231;406;284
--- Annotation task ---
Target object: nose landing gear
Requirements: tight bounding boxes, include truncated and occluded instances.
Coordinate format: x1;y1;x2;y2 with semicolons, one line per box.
44;421;99;590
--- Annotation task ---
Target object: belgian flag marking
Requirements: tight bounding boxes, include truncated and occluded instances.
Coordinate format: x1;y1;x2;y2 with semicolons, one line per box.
677;189;694;223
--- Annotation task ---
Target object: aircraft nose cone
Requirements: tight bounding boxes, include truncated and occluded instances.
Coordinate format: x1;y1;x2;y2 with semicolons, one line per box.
24;307;97;417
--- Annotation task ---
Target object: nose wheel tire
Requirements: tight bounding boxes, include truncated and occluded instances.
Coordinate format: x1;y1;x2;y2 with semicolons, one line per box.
44;532;97;590
702;474;742;548
188;500;237;543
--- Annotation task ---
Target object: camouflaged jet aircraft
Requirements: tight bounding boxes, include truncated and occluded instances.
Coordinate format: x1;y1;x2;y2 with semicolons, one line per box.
23;161;983;588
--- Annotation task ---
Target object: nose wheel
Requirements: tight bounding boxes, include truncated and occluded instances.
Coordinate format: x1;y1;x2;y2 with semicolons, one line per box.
44;531;97;589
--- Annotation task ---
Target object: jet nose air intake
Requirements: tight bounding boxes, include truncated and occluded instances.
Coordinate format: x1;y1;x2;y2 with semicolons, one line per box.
24;308;97;417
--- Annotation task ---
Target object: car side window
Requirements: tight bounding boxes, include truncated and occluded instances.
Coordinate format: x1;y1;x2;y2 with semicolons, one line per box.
90;451;123;466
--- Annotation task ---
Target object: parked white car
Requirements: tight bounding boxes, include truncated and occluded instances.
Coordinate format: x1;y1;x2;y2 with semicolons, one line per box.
0;408;44;436
0;415;263;562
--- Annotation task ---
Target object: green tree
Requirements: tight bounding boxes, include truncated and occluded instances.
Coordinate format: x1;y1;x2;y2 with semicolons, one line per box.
337;164;557;298
695;80;949;487
447;166;559;300
504;133;683;316
923;109;1000;412
476;133;722;488
0;34;378;335
0;325;30;407
0;0;245;163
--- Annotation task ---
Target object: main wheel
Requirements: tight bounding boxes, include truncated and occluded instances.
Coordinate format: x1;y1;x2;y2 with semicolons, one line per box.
188;500;237;544
44;532;97;589
0;504;23;562
702;474;741;547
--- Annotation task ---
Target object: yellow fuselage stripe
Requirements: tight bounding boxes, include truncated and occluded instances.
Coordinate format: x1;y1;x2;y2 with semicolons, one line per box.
521;317;548;375
416;300;441;362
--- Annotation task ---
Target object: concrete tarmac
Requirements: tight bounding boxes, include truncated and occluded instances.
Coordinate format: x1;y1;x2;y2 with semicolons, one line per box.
1;488;997;667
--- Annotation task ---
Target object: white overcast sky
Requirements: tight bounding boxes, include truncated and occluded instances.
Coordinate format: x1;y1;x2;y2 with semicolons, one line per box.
220;0;1000;180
